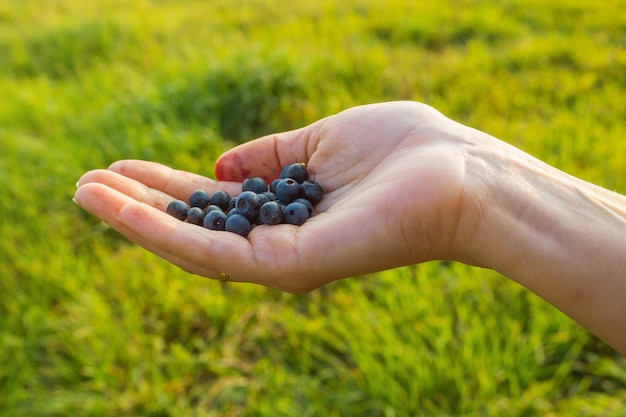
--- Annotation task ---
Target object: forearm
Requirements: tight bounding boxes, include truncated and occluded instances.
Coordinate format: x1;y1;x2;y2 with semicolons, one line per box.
466;129;626;355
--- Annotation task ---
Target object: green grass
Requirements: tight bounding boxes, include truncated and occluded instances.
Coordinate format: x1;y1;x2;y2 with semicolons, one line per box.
2;0;626;415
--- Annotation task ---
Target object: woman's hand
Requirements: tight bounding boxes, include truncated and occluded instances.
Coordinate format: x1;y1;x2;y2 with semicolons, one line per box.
74;101;479;292
74;100;626;353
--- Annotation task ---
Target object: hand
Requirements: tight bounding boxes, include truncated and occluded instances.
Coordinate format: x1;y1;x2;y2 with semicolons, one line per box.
75;100;626;354
74;101;482;292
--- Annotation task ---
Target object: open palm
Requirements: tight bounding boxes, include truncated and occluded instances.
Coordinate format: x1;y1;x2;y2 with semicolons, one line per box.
75;101;473;292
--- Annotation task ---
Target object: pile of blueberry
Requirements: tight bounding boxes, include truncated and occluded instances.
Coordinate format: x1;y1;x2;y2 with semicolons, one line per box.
166;162;324;238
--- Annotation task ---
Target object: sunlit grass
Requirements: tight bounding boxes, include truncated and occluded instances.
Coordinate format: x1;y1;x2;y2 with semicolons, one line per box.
1;0;625;415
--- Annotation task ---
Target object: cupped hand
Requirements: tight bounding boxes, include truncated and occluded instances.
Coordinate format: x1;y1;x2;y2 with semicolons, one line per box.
74;101;477;292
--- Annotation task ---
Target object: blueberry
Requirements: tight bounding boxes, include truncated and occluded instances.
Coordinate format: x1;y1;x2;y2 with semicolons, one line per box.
301;180;324;205
227;197;238;213
166;200;189;221
242;177;268;194
275;178;301;204
186;206;206;225
189;190;211;209
257;192;271;207
261;191;278;201
282;162;308;183
225;213;251;237
284;202;309;226
210;190;231;212
279;164;290;180
293;198;313;215
260;201;284;225
203;209;227;231
236;191;261;220
205;205;223;214
269;178;281;194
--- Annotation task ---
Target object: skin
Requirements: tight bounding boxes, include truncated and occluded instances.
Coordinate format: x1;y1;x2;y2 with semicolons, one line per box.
74;101;626;355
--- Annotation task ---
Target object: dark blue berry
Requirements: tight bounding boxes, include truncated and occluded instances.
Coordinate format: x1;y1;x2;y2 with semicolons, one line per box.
279;164;290;180
166;200;189;221
186;207;206;225
293;198;313;215
236;191;261;220
261;191;278;201
284;202;309;226
301;180;324;205
283;162;308;183
276;178;301;204
269;178;281;194
242;177;268;194
210;190;231;211
189;190;211;209
225;213;251;237
260;201;284;225
257;192;271;207
203;209;227;231
205;205;223;214
228;197;238;212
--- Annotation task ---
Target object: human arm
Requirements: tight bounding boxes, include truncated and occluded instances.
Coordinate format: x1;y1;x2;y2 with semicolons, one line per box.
74;101;626;354
460;127;626;356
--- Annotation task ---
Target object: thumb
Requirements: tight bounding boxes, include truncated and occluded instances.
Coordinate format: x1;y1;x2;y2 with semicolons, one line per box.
214;123;321;183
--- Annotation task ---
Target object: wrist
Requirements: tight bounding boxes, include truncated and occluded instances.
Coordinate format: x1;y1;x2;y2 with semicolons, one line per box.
460;128;626;353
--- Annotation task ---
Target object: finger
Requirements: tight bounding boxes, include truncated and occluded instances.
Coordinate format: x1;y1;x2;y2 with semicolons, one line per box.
107;160;243;199
78;169;171;212
214;121;325;183
74;181;138;228
73;182;191;267
74;182;250;282
115;201;253;280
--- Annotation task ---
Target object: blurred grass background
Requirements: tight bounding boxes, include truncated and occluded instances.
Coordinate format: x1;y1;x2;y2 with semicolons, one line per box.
2;0;626;415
